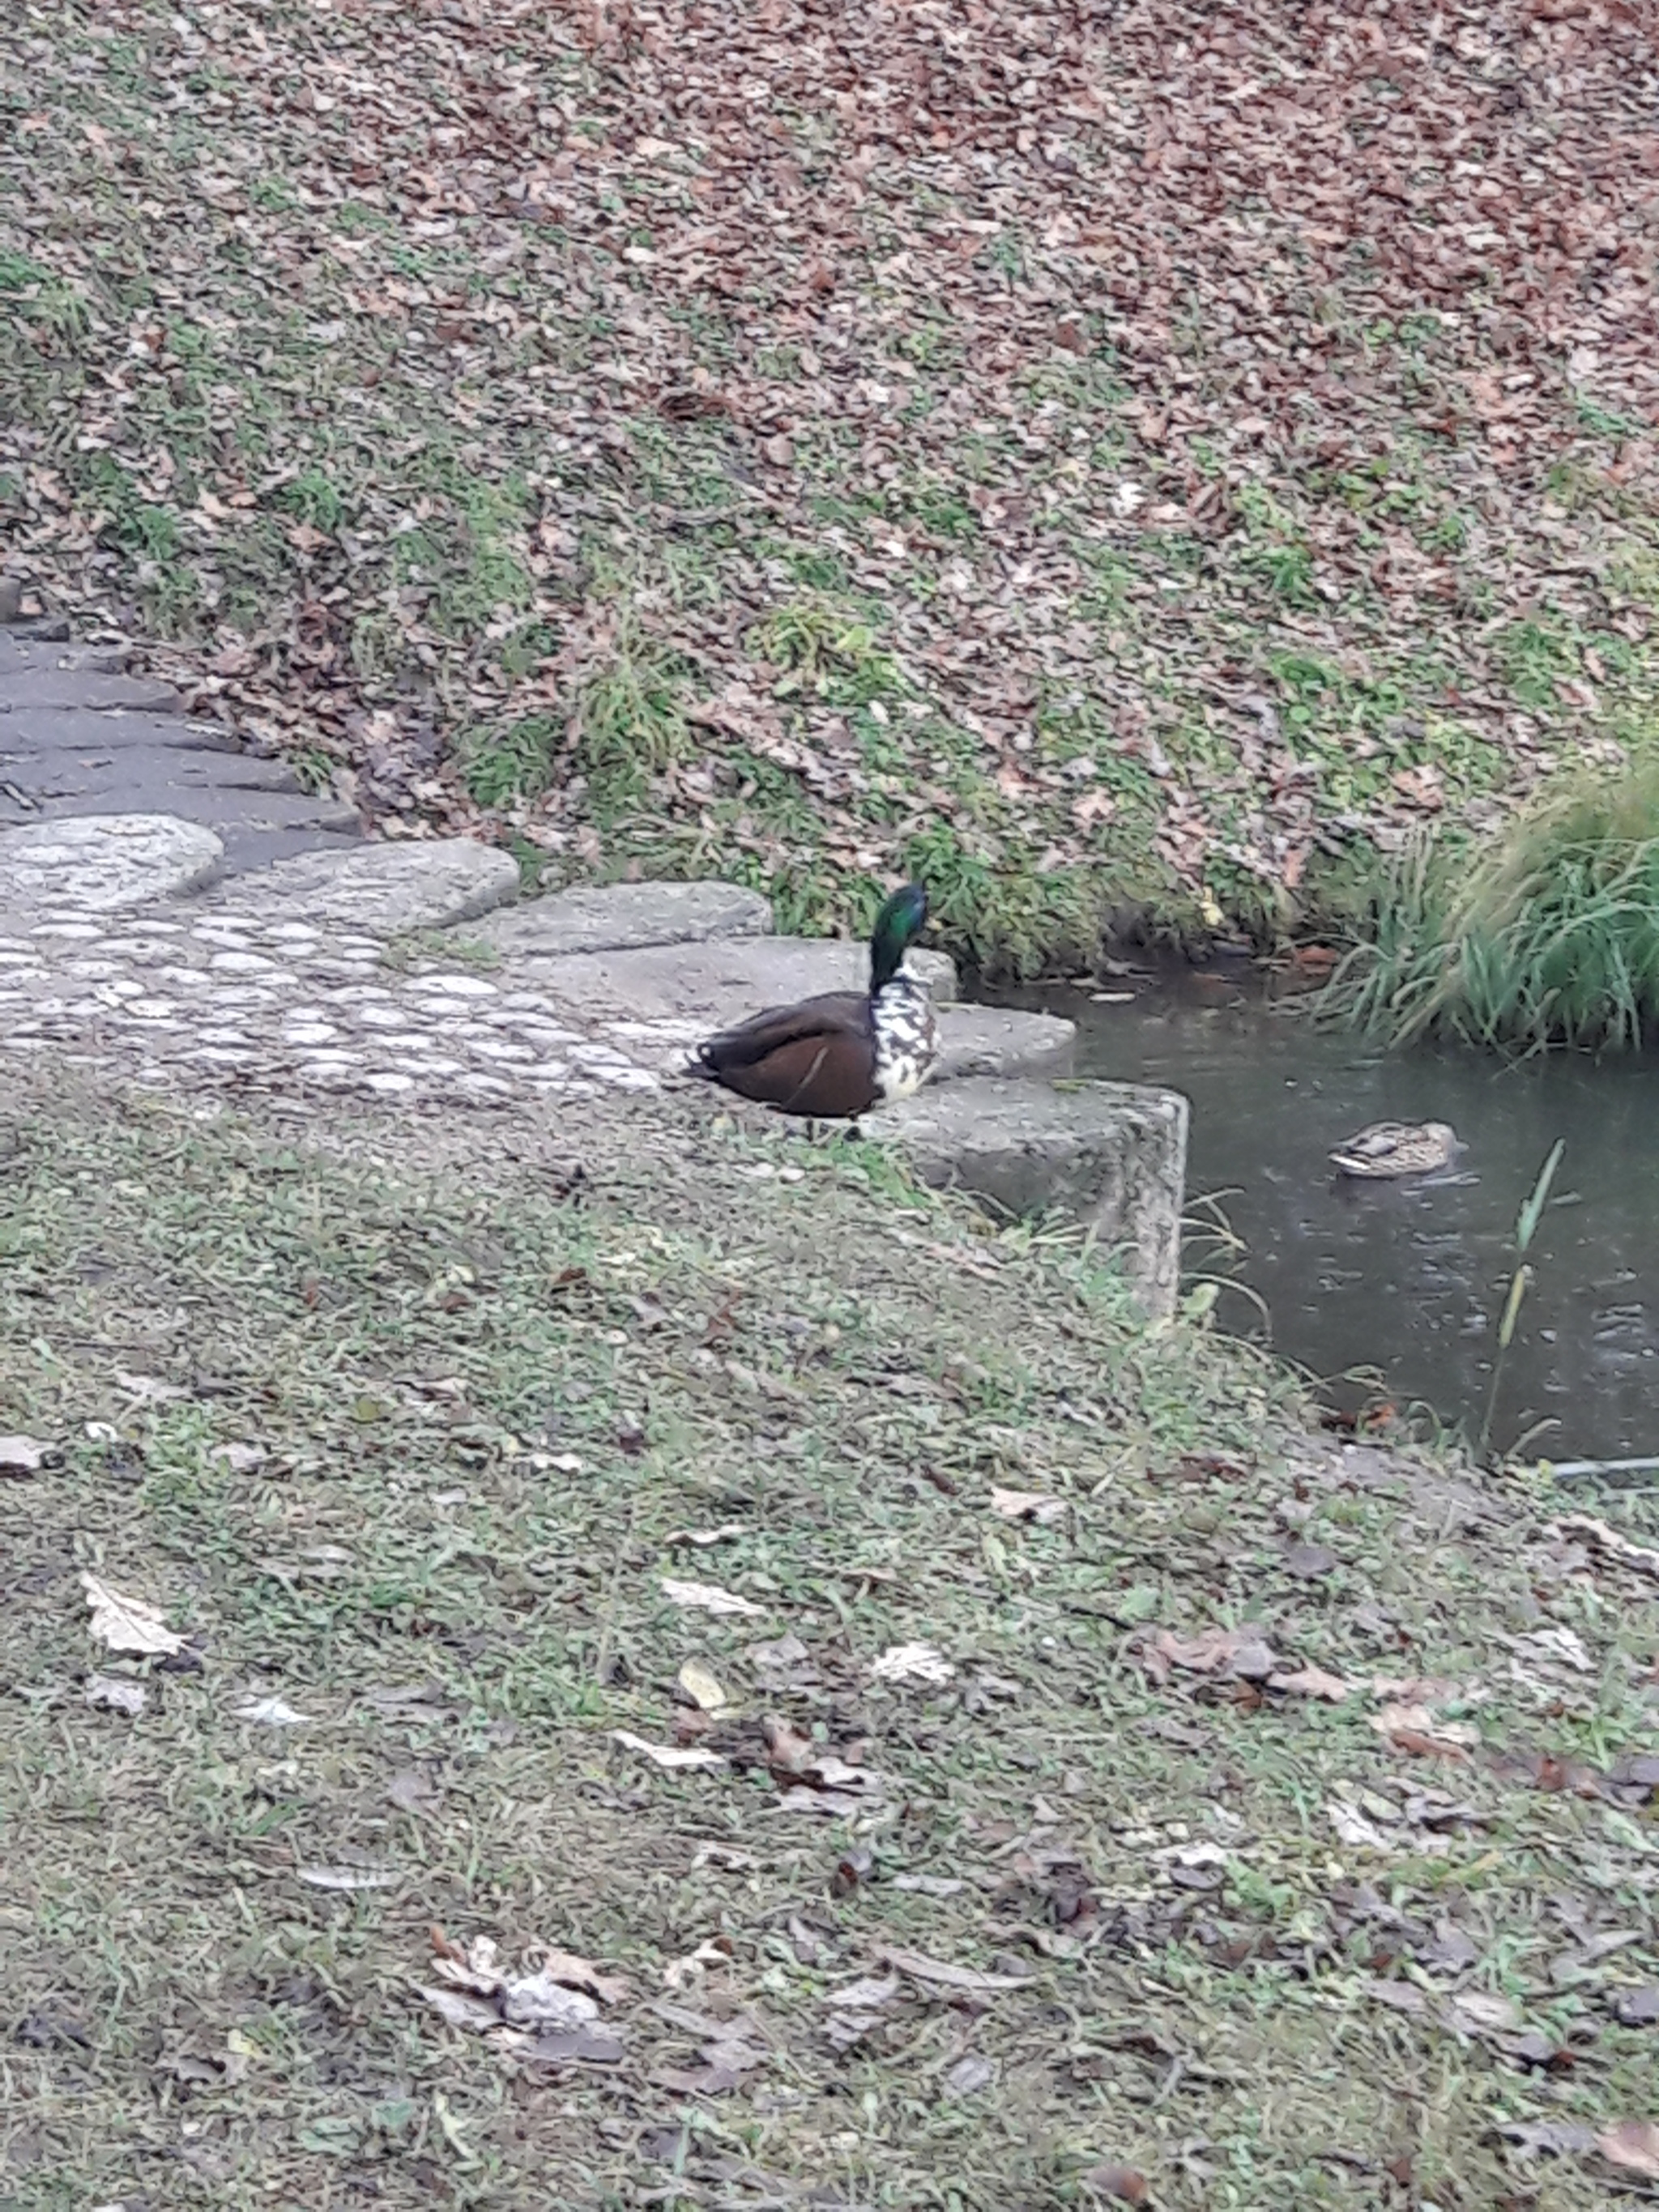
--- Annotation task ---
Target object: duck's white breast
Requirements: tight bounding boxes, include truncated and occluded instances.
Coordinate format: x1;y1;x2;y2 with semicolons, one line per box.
871;974;939;1104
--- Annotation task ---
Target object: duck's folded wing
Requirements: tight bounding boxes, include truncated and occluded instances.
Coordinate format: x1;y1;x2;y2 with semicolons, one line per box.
693;992;876;1115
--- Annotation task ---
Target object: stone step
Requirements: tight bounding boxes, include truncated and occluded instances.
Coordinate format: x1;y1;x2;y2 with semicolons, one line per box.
868;1076;1189;1318
0;667;181;714
0;634;131;679
476;878;773;957
505;935;961;1031
0;778;357;841
2;743;306;803
0;707;243;753
933;1006;1074;1085
177;839;522;932
0;813;225;915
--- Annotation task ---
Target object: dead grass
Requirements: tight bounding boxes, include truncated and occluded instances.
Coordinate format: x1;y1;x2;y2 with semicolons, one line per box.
2;1071;1657;2210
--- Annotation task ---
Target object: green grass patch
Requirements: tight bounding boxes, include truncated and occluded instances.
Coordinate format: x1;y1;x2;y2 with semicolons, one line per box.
1322;758;1659;1051
2;1074;1657;2208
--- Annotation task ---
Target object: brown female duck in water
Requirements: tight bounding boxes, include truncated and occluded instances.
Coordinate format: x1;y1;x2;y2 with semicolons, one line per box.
1330;1120;1463;1178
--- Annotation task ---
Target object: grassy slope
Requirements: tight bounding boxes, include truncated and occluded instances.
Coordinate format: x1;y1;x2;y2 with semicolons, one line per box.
2;2;1658;964
2;1073;1657;2209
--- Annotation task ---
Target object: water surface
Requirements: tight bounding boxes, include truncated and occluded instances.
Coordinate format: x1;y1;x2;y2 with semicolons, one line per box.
993;964;1657;1463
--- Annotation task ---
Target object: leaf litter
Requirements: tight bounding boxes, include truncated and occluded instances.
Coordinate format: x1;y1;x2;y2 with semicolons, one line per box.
5;0;1657;948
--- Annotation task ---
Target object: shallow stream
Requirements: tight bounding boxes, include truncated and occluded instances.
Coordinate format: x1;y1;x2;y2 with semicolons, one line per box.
992;963;1657;1464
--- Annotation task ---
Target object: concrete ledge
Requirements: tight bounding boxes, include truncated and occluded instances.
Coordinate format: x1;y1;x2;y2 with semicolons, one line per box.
932;1005;1074;1085
512;936;960;1030
476;879;772;957
869;1077;1188;1317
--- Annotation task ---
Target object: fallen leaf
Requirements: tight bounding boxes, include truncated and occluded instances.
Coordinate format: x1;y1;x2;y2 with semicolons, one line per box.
1499;2119;1598;2157
1613;1986;1659;2027
532;1950;630;2008
499;1971;600;2034
83;1674;146;1717
989;1485;1065;1525
79;1571;185;1656
1082;2166;1149;2206
0;1434;54;1476
1445;1990;1520;2036
892;1873;966;1897
418;1984;503;2033
1282;1541;1337;1578
869;1642;955;1686
659;1577;766;1618
610;1728;727;1771
114;1370;187;1405
677;1658;731;1712
821;1974;899;2012
1328;1801;1392;1850
210;1441;266;1473
1270;1666;1351;1702
387;1767;444;1815
1555;1515;1659;1581
1146;1624;1281;1680
880;1946;1032;1993
298;1865;399;1891
1371;1703;1480;1755
235;1697;313;1726
945;2052;996;2095
524;2027;625;2065
1599;2120;1659;2178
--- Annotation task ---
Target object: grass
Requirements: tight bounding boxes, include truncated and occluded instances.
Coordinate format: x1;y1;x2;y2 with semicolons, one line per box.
3;1069;1659;2209
1321;760;1659;1052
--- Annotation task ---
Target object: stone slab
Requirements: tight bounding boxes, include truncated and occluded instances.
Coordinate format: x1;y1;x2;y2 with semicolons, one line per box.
514;936;959;1030
180;838;522;932
476;878;773;957
0;635;130;678
0;708;243;753
0;812;224;917
0;668;181;714
0;777;358;839
2;744;305;800
869;1077;1188;1317
932;1006;1074;1085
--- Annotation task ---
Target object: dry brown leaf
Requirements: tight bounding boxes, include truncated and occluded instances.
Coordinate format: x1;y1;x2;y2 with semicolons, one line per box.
1147;1624;1281;1680
1269;1666;1351;1702
83;1673;146;1717
0;1434;53;1477
988;1485;1065;1525
1371;1703;1480;1756
869;1642;955;1686
610;1728;727;1772
1556;1515;1659;1581
659;1577;766;1618
676;1658;731;1712
1599;2121;1659;2178
298;1865;398;1891
1082;2167;1149;2206
79;1571;185;1656
880;1946;1033;1993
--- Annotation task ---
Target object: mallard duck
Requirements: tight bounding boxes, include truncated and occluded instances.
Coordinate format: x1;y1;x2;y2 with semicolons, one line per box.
688;883;938;1119
1330;1120;1463;1178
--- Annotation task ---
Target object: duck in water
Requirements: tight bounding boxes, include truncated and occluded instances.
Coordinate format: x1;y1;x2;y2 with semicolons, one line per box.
1330;1120;1463;1178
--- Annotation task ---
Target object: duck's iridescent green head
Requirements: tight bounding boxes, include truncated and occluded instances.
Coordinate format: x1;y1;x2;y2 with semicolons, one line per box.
868;881;929;992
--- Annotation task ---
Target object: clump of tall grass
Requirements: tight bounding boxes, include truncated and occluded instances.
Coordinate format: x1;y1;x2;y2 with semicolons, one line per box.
1321;758;1659;1052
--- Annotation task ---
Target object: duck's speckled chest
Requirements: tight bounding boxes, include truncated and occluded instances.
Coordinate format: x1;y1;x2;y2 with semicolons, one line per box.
870;973;939;1104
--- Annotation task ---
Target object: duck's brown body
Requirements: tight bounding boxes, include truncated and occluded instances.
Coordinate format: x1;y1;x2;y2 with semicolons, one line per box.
688;883;940;1122
691;991;888;1119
